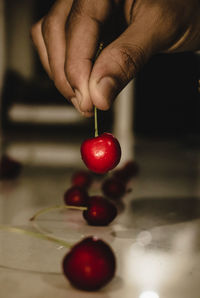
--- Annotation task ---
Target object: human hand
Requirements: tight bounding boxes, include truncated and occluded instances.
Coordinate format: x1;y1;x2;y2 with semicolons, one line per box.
31;0;200;116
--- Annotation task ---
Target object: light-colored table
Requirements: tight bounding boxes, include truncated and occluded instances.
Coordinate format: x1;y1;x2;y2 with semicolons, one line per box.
1;136;200;298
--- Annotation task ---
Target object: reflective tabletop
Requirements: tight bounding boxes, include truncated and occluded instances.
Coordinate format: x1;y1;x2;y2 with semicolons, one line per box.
1;136;200;298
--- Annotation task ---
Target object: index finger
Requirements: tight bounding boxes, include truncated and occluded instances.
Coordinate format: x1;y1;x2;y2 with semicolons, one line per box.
64;0;114;114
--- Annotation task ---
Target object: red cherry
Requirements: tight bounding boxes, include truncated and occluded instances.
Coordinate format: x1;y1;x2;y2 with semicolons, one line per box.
63;236;116;291
0;155;22;179
71;170;93;189
83;196;117;226
63;186;89;207
113;160;139;183
102;177;126;200
81;133;121;174
123;161;139;178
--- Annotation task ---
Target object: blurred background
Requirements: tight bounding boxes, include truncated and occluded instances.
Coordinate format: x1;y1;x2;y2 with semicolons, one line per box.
0;0;200;166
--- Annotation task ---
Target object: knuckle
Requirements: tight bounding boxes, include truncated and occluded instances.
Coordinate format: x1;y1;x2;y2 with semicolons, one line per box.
109;44;146;81
64;62;77;87
30;21;41;43
71;0;111;23
41;15;56;41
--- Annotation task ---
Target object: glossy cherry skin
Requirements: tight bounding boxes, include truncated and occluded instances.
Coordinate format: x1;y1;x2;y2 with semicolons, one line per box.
83;196;117;226
81;133;121;174
71;170;93;189
102;177;126;200
63;236;116;291
63;186;88;207
0;155;22;179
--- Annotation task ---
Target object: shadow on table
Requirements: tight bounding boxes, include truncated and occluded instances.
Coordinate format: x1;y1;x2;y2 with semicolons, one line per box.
127;196;200;229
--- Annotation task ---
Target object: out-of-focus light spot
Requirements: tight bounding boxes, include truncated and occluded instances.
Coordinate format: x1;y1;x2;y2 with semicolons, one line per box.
136;231;152;246
139;291;159;298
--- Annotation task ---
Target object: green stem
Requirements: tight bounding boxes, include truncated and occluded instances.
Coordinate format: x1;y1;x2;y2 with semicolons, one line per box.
0;225;72;248
30;205;87;222
94;106;98;137
93;42;103;138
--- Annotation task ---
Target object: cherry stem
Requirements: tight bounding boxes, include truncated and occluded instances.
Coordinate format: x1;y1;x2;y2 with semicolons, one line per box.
93;43;103;138
30;204;87;222
94;106;98;137
0;225;73;248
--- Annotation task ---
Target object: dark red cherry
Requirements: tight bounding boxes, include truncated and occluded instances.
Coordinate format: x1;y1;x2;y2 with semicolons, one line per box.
62;236;116;291
0;155;22;179
102;177;126;200
71;170;93;189
113;160;139;183
63;186;88;206
83;196;117;226
81;133;121;174
123;160;139;178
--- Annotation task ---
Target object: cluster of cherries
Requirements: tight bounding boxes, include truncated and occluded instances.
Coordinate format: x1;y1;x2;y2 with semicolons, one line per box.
61;132;139;291
0;132;138;291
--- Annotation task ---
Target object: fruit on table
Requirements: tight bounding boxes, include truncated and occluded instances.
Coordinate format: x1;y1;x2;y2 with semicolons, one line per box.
83;196;117;226
0;155;22;179
102;177;126;200
123;161;139;178
62;236;116;291
71;170;93;189
64;186;89;207
81;133;121;174
113;160;139;183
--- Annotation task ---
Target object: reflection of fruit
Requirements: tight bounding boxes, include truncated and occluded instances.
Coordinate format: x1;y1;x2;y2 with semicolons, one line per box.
83;196;117;226
63;236;116;291
102;177;126;200
64;186;88;207
0;155;22;179
71;170;92;189
81;133;121;174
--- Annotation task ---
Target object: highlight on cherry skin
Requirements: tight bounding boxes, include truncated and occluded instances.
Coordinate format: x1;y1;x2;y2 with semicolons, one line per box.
63;236;116;291
81;133;121;174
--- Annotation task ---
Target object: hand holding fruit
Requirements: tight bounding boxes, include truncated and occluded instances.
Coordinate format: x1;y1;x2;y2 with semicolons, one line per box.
31;0;200;115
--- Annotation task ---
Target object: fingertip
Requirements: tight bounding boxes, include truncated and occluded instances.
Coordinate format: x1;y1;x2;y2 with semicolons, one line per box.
74;88;93;115
90;76;118;111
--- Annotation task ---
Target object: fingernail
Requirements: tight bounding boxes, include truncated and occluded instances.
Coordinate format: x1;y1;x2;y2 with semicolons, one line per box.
71;97;81;112
97;77;117;106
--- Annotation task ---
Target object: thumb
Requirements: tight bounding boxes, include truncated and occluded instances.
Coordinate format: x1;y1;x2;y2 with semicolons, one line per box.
89;21;158;110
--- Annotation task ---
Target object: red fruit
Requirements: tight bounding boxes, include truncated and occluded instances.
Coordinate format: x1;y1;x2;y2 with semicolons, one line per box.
123;161;139;178
71;170;92;189
83;196;117;226
102;177;126;199
64;186;88;206
63;236;116;291
81;133;121;174
113;169;129;183
113;160;139;183
0;155;22;179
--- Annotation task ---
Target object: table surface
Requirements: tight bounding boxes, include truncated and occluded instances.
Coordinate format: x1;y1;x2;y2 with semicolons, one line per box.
1;136;200;298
